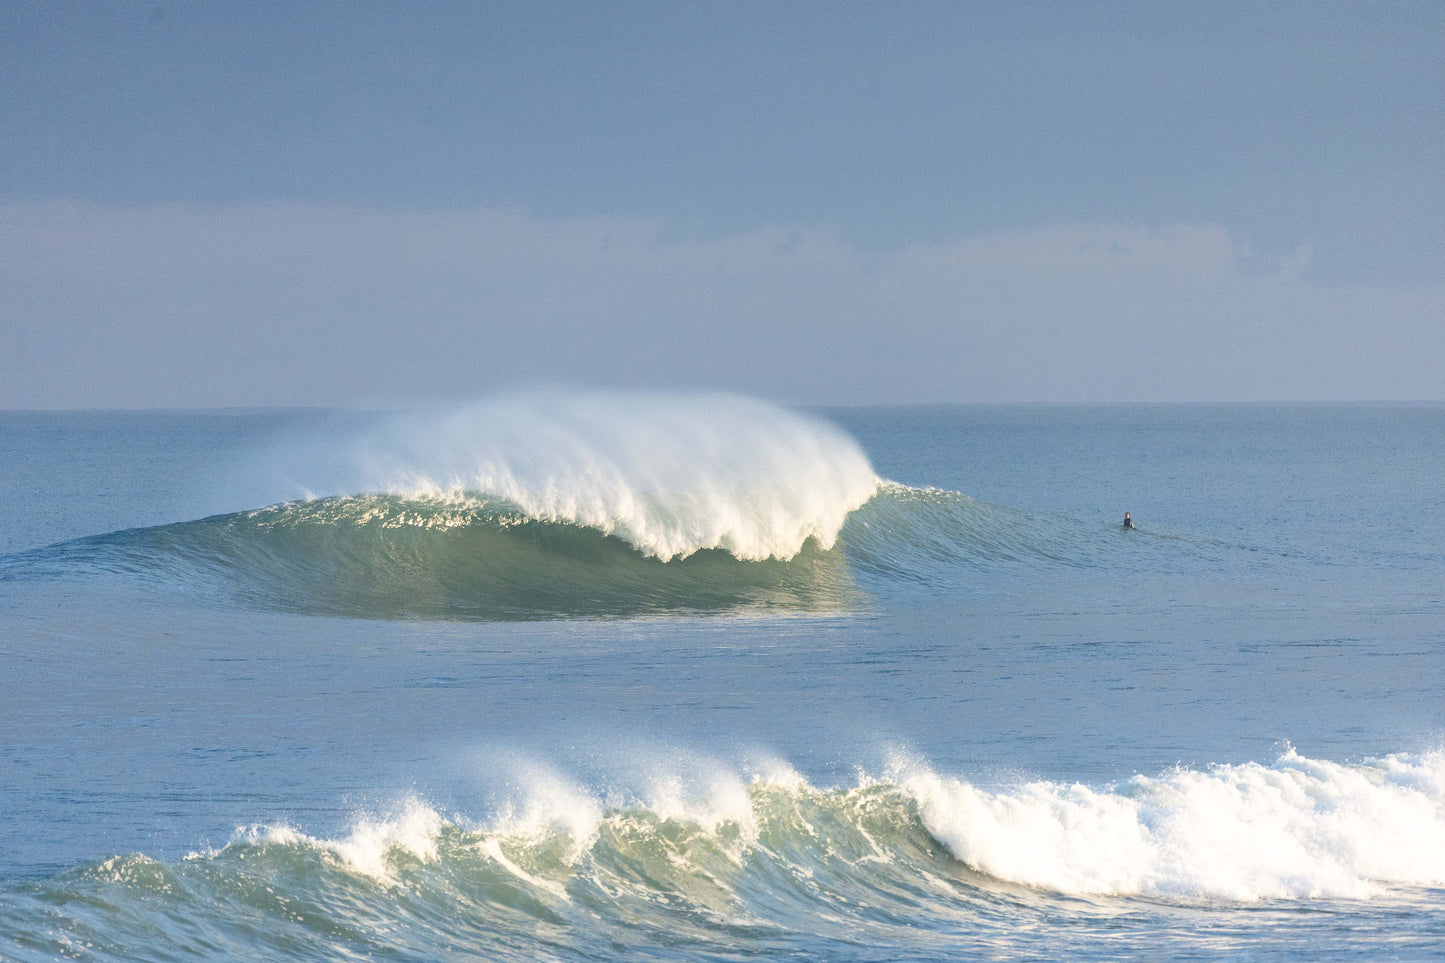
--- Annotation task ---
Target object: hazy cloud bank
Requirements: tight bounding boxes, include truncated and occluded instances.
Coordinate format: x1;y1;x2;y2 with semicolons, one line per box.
2;201;1440;408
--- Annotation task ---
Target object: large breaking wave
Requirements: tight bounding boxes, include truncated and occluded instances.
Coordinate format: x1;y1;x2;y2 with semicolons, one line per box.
0;393;1168;619
256;392;881;563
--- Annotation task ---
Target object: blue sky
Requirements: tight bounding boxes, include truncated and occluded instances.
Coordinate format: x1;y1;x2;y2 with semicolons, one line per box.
2;1;1442;407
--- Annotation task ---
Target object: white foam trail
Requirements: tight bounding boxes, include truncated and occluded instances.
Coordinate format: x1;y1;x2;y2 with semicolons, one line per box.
489;752;766;853
637;765;764;871
270;391;880;561
486;763;605;865
226;798;444;883
900;747;1445;900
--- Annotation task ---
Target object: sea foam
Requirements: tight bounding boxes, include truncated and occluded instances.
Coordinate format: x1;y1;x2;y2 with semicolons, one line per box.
267;391;880;561
184;748;1445;904
902;746;1445;900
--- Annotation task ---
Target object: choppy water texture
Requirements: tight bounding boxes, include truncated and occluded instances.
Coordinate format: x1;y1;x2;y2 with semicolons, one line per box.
2;397;1444;960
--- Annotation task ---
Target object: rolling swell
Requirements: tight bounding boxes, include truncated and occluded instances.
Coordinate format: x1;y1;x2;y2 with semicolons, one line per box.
839;483;1133;580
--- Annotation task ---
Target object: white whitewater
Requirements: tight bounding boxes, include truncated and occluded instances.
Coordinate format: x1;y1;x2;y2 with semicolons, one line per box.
902;746;1445;900
266;391;881;561
178;748;1445;904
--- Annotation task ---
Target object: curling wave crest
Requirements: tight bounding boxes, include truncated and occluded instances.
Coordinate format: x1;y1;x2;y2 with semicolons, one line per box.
271;392;882;563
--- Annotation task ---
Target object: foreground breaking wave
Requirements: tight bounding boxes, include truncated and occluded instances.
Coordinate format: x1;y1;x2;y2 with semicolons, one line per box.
6;748;1445;962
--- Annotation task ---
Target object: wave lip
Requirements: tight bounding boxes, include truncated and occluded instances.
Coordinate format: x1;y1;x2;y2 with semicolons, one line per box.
281;392;882;563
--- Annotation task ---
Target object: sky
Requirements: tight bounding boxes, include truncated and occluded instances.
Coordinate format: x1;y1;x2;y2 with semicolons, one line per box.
2;0;1442;408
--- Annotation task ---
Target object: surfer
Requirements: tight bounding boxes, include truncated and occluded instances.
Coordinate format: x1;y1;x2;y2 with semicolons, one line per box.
1123;512;1134;530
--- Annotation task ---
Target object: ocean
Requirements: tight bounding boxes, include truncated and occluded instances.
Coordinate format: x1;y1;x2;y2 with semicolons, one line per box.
1;395;1442;960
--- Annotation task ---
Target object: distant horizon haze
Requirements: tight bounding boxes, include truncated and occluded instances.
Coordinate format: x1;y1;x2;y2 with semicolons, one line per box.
2;3;1441;408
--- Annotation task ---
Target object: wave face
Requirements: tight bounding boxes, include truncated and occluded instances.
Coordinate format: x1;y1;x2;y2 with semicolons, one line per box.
19;495;862;619
0;488;1155;621
6;748;1445;961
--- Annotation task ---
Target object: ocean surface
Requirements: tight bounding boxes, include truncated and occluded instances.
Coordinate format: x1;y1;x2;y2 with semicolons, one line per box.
1;396;1443;961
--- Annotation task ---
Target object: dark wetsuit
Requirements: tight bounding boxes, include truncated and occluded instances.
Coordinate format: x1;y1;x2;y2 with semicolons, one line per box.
1123;515;1134;530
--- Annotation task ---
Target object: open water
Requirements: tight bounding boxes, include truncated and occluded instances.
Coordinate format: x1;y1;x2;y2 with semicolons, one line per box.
1;395;1443;960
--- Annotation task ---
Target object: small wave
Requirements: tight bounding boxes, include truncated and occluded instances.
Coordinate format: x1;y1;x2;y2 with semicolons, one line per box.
840;484;1112;580
207;746;1441;905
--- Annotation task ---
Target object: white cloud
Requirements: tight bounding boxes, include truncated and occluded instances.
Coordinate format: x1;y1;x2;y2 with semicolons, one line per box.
1;201;1440;407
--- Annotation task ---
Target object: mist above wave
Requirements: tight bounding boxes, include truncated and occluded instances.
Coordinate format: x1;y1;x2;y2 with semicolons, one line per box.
261;392;881;562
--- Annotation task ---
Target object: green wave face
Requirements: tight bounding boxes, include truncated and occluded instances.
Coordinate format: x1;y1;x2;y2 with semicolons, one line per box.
1;484;1201;621
41;495;863;621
